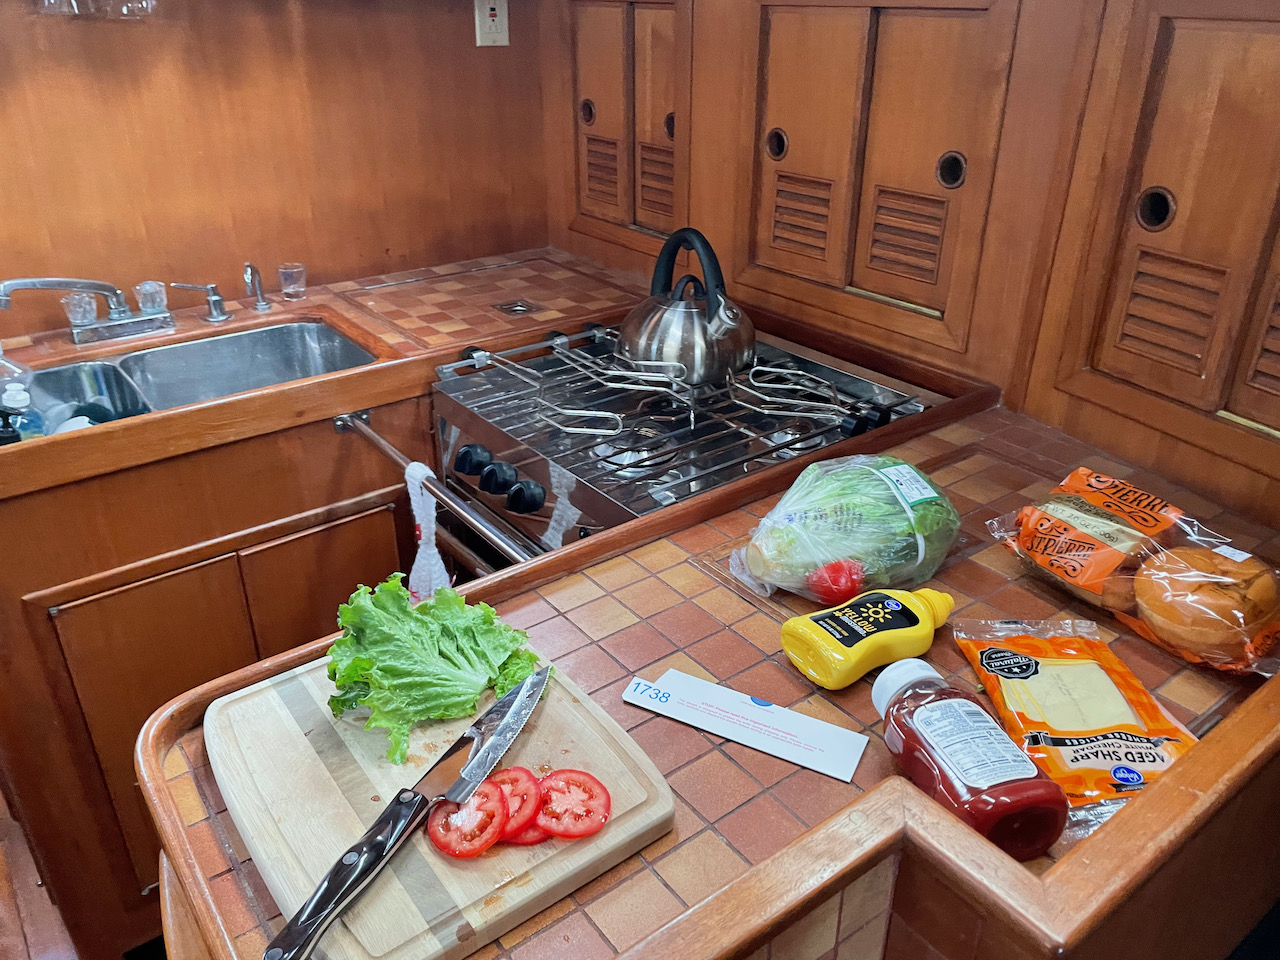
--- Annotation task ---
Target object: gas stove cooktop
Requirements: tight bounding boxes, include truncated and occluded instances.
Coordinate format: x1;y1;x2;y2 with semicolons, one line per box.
430;327;949;560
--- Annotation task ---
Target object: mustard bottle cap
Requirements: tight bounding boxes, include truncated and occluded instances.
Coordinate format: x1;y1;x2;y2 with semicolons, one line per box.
913;588;955;627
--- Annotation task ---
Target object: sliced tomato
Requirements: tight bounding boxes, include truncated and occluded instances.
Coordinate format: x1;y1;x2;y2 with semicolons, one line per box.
489;766;543;840
535;770;611;839
426;781;508;858
503;823;553;846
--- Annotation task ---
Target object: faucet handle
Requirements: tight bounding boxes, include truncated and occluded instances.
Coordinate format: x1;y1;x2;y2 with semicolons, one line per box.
170;282;232;323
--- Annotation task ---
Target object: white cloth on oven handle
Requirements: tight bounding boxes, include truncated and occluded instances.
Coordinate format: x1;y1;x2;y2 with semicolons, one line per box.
405;461;451;601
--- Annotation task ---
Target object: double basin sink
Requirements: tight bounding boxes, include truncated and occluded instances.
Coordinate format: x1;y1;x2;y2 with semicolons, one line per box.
27;322;376;431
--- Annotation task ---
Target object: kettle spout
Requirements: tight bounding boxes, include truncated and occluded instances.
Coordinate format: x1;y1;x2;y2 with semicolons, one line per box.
707;301;744;341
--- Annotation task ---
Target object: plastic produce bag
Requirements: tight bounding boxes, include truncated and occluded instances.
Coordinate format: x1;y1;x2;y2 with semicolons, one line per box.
989;468;1280;675
731;454;961;604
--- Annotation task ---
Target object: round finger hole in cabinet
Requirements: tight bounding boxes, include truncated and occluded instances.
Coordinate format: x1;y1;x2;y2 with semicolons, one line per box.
1136;186;1176;231
580;99;596;126
936;151;967;189
765;127;789;161
664;111;676;141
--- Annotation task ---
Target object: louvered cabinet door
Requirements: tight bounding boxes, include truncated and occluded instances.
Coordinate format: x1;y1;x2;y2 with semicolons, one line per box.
573;2;634;225
1228;242;1280;429
752;7;871;286
850;3;1016;311
634;5;677;233
1090;14;1280;410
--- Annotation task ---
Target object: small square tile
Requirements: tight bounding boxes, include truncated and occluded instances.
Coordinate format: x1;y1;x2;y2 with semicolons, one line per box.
510;911;613;960
170;773;208;827
591;676;654;730
573;855;645;904
772;769;862;827
566;596;639;640
770;893;840;960
584;868;685;951
693;587;758;625
1111;636;1183;690
495;594;559;630
615;578;684;618
736;613;785;654
669;524;730;554
499;898;576;947
630;539;690;573
217;811;250;863
539;574;605;613
707;510;760;538
658;563;718;598
207;873;258;937
638;651;718;684
600;621;679;671
653;830;748;906
852;737;899;791
186;818;231;878
163;745;189;779
630;716;714;774
232;928;270;960
722;742;798;787
648;602;724;646
585;555;650;592
641;796;705;861
1159;669;1233;715
687;630;765;680
525;617;594;660
718;794;806;863
839;859;897;939
668;751;761;821
792;695;862;732
837;913;890;960
826;680;880;726
554;645;625;693
726;660;813;706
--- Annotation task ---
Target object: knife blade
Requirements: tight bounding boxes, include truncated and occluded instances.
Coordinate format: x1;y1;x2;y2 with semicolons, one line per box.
263;665;551;960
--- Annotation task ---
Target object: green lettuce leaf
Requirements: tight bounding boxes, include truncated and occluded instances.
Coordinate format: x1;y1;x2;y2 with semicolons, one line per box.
326;574;539;764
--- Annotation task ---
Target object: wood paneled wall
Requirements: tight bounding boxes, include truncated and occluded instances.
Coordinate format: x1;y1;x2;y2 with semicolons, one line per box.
0;0;548;338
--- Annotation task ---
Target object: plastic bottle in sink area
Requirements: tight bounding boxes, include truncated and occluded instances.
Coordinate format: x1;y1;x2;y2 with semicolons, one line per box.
1;382;45;439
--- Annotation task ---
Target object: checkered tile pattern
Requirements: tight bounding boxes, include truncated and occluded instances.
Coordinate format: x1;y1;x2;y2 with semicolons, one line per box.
163;407;1265;960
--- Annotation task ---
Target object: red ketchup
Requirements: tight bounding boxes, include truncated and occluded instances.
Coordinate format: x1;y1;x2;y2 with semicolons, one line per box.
872;659;1067;861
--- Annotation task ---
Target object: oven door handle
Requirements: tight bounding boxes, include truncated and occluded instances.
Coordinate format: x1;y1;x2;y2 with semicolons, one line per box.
334;413;534;565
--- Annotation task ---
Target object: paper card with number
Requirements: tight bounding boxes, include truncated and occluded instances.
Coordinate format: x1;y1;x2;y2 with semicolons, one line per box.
622;669;868;781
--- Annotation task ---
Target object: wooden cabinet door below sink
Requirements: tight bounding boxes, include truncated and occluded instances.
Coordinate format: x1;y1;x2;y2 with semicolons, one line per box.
238;505;400;659
50;556;259;893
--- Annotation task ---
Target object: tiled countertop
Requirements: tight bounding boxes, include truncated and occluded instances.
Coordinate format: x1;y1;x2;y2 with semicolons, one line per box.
159;407;1267;960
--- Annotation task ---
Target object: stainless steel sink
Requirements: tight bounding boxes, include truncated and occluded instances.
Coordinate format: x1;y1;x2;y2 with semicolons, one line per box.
117;322;376;411
28;362;151;428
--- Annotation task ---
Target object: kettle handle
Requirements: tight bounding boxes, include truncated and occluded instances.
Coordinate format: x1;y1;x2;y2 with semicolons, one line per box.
651;227;727;320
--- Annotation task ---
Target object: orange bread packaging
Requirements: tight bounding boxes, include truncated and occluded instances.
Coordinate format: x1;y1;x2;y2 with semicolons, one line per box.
988;469;1280;675
954;620;1196;810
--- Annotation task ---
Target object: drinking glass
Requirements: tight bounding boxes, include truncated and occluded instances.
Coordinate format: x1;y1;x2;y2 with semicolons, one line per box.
279;263;307;301
61;293;98;328
133;280;167;313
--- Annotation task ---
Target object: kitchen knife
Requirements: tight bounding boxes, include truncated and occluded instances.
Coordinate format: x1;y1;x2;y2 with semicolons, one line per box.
262;665;552;960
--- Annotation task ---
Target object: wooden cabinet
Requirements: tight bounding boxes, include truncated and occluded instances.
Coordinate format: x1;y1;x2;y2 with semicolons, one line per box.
570;0;691;249
51;557;260;892
739;0;1018;354
239;505;399;659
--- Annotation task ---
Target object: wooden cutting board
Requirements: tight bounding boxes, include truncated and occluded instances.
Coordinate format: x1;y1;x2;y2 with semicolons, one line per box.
205;659;673;960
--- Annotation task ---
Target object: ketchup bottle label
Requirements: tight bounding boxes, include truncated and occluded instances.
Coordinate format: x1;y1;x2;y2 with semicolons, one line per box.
914;699;1038;790
810;593;919;648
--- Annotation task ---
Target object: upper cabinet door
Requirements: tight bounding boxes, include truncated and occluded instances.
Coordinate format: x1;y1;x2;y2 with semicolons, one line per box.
850;4;1015;311
752;7;871;286
1090;13;1280;410
634;5;678;233
574;2;634;225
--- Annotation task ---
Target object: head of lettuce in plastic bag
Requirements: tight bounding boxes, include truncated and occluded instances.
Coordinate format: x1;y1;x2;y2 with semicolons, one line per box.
732;454;961;601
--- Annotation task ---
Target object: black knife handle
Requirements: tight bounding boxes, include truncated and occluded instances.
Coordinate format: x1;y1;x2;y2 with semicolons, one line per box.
263;789;438;960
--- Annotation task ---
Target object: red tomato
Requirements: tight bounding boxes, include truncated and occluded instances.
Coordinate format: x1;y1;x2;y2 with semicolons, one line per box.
489;767;543;840
806;559;866;606
426;781;508;858
503;823;553;846
535;770;611;839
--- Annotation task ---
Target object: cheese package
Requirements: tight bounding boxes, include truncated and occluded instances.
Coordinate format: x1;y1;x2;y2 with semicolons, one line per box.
953;620;1196;809
988;468;1280;675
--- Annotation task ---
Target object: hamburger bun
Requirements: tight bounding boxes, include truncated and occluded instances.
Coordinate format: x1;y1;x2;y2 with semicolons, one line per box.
1134;546;1280;664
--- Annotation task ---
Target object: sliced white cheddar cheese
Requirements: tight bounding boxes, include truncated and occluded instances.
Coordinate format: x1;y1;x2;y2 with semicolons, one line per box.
999;659;1140;731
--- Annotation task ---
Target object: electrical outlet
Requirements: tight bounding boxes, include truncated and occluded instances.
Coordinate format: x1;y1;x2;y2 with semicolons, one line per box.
474;0;509;46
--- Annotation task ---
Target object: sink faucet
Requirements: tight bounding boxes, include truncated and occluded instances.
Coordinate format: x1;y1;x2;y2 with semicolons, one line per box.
0;277;174;345
244;262;271;312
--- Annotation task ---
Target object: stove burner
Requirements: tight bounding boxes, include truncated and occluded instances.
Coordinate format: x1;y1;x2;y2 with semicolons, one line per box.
592;423;681;478
766;427;826;459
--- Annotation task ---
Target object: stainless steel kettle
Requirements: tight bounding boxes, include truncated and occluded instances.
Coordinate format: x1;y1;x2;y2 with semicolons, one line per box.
616;227;755;385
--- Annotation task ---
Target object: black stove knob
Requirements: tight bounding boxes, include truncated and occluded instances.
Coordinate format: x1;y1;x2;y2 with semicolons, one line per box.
479;461;518;495
866;404;895;428
507;479;546;514
454;443;493;475
839;414;870;438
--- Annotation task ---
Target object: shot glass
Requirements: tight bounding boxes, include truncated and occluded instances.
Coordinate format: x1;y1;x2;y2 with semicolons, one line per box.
133;280;167;313
61;292;98;328
279;263;307;301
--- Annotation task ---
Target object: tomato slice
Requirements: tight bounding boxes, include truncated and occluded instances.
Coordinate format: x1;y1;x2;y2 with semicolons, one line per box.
535;770;611;839
489;767;543;840
503;823;552;846
426;781;508;858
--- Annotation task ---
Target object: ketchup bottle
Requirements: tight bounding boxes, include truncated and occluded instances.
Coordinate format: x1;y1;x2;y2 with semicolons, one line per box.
872;659;1067;861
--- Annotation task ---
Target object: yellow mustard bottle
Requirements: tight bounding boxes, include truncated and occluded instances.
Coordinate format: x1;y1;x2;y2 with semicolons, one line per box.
781;588;955;690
